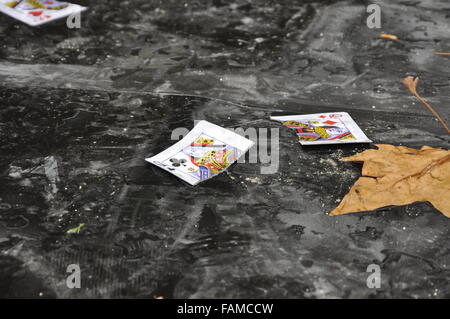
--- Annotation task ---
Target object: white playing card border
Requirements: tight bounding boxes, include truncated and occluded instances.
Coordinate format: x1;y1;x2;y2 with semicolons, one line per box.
270;112;372;145
0;1;86;26
146;120;254;185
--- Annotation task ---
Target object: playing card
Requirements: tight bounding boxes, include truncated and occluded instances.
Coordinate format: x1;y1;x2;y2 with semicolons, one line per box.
271;112;372;145
0;0;86;26
146;121;254;185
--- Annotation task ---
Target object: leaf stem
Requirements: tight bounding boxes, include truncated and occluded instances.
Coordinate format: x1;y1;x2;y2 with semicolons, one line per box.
403;76;450;134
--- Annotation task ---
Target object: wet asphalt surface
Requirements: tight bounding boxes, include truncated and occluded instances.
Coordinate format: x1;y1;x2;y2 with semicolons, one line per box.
0;0;449;298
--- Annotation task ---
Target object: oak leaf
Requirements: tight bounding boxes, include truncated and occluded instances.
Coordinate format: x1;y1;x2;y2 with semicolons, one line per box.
329;144;450;217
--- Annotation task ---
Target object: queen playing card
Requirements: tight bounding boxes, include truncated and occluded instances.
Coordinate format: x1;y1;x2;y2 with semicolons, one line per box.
271;112;372;145
146;121;254;186
0;0;86;26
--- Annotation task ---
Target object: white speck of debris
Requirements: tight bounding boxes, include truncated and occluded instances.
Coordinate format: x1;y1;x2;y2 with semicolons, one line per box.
319;158;338;167
245;177;262;184
227;172;235;180
241;17;254;25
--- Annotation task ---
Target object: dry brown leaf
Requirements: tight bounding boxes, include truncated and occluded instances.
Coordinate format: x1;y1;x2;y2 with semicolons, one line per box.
380;33;398;40
403;76;450;134
329;144;450;217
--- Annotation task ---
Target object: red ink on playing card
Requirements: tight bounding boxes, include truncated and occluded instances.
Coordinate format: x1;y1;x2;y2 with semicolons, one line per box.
29;11;43;16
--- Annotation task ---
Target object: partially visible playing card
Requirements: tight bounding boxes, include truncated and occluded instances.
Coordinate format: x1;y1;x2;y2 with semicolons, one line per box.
146;121;254;185
0;0;86;26
271;112;372;145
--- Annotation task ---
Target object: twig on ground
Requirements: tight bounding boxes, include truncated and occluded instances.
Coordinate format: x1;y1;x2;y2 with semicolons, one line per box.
403;76;450;134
